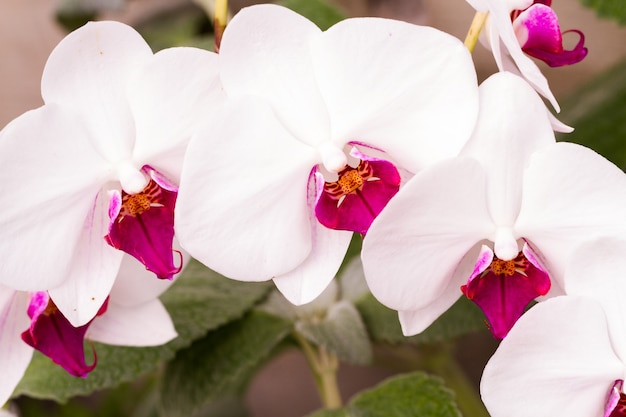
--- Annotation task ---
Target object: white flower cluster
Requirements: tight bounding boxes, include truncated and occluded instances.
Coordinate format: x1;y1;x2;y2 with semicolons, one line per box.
0;2;621;416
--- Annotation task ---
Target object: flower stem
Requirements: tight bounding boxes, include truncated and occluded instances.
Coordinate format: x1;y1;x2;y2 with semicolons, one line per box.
294;332;343;409
190;0;229;52
464;12;489;52
213;0;228;52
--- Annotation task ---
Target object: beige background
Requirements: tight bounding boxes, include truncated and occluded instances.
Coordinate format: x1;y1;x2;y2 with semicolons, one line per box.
2;1;626;416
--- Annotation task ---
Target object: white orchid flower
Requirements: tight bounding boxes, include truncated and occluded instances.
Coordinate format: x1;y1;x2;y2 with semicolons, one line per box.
362;72;626;338
0;253;179;407
0;21;223;326
176;4;479;305
482;238;626;417
467;0;587;112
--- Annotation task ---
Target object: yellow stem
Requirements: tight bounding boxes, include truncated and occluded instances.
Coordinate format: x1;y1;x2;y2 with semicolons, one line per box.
318;346;342;409
294;332;343;409
463;11;489;53
214;0;228;52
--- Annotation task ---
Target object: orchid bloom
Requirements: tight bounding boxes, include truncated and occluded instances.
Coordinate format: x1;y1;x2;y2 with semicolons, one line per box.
511;0;587;67
481;238;626;417
361;72;626;339
0;21;223;327
467;0;587;111
0;254;177;407
175;4;479;306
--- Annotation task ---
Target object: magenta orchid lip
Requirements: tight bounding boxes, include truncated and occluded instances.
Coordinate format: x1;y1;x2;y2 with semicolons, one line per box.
513;2;588;67
462;243;550;339
314;150;401;236
105;167;181;281
21;292;108;378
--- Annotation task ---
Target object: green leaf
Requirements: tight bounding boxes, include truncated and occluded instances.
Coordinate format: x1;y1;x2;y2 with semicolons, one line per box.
14;260;270;402
159;260;271;343
55;0;124;31
136;4;212;51
15;375;160;417
579;0;626;25
297;300;372;365
349;372;461;417
279;0;346;30
159;311;291;417
357;295;487;345
558;58;626;170
307;372;461;417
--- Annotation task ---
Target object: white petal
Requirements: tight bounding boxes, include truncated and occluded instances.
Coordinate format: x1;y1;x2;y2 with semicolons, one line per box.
107;243;187;308
311;18;478;172
129;47;225;183
292;281;339;320
483;0;558;110
465;0;489;12
564;238;626;362
176;96;318;282
462;72;555;227
481;296;623;417
516;142;626;292
548;112;574;133
466;0;532;12
219;4;328;146
41;21;152;162
0;289;32;406
273;219;352;306
49;189;124;326
398;242;480;335
362;157;494;311
0;105;111;291
88;299;176;346
398;286;462;336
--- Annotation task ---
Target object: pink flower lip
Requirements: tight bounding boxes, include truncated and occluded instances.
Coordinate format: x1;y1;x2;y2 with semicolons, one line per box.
21;292;108;377
514;2;588;67
461;244;551;339
314;153;401;235
606;380;626;417
105;168;182;280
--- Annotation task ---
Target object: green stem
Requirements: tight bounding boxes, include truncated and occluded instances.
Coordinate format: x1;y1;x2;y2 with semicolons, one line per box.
294;332;343;409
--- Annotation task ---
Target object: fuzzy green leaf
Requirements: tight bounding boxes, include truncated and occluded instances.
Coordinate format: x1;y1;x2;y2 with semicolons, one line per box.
158;311;291;417
307;372;461;417
14;260;270;402
297;300;372;365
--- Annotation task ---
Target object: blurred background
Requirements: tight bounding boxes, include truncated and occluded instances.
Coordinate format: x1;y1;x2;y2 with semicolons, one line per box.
2;1;626;416
3;0;626;129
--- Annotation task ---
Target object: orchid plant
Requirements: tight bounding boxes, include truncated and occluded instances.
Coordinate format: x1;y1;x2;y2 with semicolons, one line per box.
1;0;626;416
